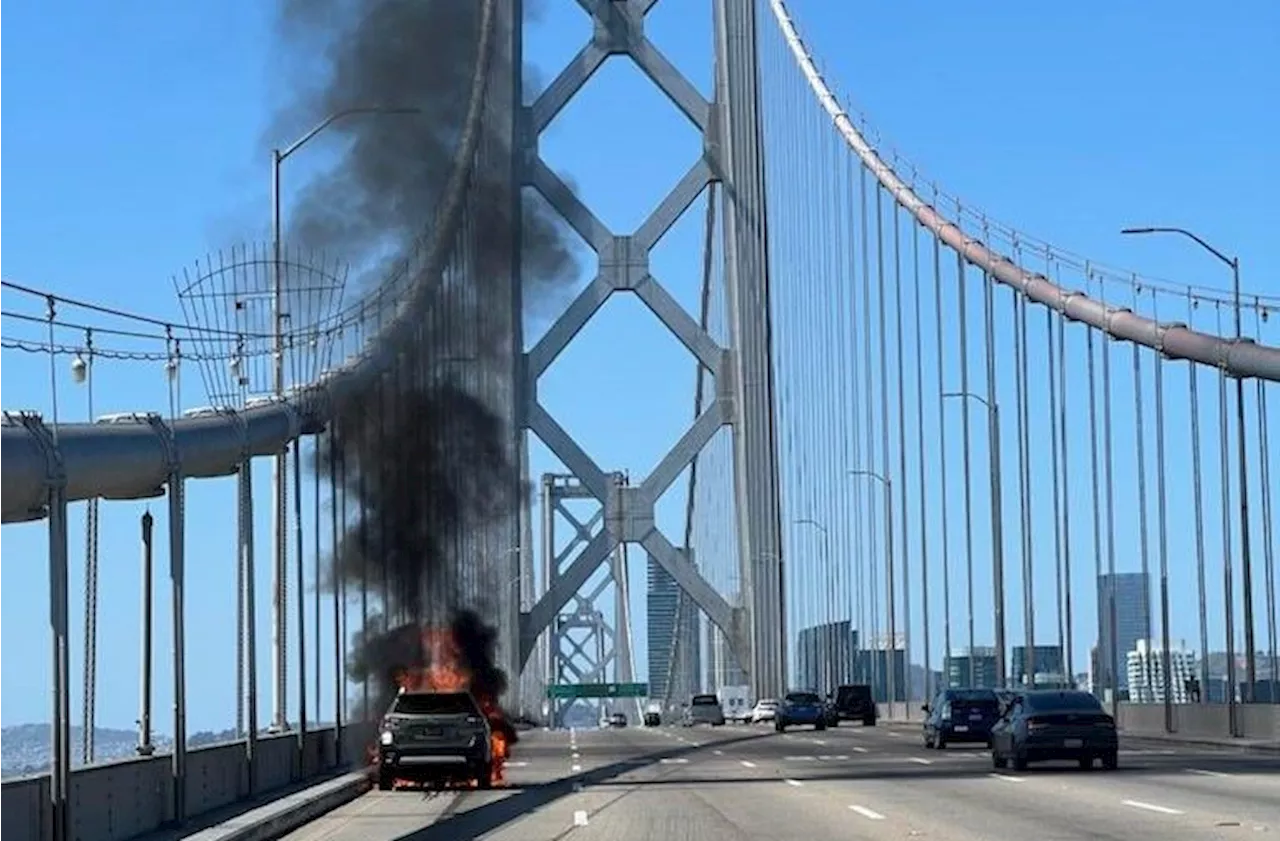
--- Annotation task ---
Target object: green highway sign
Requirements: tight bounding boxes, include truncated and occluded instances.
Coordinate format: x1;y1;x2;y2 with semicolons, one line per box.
546;682;649;699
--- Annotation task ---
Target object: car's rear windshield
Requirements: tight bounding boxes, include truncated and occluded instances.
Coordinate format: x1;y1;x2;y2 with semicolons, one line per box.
786;692;821;704
1024;691;1102;712
392;692;476;716
837;685;871;700
691;694;719;706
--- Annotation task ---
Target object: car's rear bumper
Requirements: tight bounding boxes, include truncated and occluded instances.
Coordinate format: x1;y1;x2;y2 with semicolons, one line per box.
939;723;994;741
1020;731;1117;759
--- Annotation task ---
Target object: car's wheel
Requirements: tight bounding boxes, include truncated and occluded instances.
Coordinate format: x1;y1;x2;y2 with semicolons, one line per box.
1077;755;1093;770
815;721;826;731
935;734;947;750
1012;753;1028;771
1101;750;1118;770
475;763;494;789
991;750;1008;770
863;717;876;727
377;768;394;791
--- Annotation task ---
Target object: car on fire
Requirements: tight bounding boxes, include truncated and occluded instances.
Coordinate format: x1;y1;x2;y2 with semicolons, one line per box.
377;689;495;790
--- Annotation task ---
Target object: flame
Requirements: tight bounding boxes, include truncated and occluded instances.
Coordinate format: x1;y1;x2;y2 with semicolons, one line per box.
371;625;511;788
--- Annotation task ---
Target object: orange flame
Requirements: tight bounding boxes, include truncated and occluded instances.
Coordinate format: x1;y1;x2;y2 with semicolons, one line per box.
374;625;510;787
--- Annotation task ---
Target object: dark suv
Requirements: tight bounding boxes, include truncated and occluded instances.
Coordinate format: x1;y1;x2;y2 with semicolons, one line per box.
823;684;877;727
921;688;1000;749
377;690;494;790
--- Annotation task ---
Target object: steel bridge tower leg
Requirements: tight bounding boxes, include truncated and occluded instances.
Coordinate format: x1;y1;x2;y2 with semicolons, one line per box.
511;0;784;702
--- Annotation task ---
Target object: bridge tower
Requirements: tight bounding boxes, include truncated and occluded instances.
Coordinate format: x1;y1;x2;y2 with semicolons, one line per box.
511;0;787;702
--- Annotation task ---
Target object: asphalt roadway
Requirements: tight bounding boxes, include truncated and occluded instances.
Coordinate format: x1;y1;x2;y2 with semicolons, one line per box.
280;722;1278;840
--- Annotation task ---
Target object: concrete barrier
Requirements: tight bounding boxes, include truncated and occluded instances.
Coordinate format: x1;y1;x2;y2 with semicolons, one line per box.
879;700;1279;747
1;723;376;841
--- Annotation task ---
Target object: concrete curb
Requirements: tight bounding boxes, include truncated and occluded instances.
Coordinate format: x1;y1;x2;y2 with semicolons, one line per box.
1120;733;1280;754
185;771;372;841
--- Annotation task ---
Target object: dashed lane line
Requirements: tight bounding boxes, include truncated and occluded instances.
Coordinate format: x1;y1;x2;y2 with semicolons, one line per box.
1122;800;1185;816
988;773;1025;783
849;805;886;821
1185;767;1232;778
907;757;933;765
573;810;589;826
784;778;803;787
740;760;757;769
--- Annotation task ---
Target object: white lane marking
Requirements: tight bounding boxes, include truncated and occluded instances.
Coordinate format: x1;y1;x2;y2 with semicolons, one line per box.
713;749;724;756
819;755;850;761
887;732;900;737
785;756;817;761
571;764;582;772
852;746;869;753
740;760;757;768
1122;800;1185;816
507;761;530;768
1185;767;1232;778
908;757;933;765
849;805;886;821
784;778;803;787
988;773;1025;783
660;758;688;764
810;738;828;745
572;752;580;758
573;810;589;826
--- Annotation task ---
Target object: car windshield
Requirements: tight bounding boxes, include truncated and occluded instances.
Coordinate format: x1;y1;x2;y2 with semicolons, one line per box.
786;692;821;705
1024;691;1102;712
391;691;475;716
691;695;719;706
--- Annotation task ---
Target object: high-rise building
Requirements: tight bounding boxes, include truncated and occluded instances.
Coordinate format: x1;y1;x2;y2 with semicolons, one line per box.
856;634;908;702
1096;572;1151;694
945;646;1000;689
795;620;857;691
1126;639;1196;704
646;556;700;702
1011;645;1067;687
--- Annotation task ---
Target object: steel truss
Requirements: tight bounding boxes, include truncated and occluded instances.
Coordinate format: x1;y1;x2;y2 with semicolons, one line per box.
513;0;787;699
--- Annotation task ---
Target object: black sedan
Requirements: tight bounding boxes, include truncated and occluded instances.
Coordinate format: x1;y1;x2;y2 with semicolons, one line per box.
990;689;1118;771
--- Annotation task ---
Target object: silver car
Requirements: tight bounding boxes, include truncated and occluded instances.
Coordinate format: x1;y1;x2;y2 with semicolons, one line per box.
684;693;726;726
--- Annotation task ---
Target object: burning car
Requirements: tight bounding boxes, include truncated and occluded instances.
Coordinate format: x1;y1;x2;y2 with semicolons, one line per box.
377;689;495;790
370;623;516;790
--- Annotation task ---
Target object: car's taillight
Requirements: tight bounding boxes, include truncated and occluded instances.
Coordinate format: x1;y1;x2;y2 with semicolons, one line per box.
1095;717;1115;729
1026;718;1049;731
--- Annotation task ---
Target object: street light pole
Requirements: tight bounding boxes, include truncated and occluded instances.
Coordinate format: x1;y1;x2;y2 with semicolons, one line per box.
268;105;423;733
1121;227;1255;701
944;392;1005;688
848;471;896;709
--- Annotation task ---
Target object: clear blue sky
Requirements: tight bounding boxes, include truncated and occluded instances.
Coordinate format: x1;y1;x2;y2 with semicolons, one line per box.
3;0;1277;732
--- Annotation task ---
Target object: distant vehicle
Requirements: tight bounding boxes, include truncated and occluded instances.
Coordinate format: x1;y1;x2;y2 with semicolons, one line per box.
720;685;752;723
377;690;494;790
921;688;1000;749
823;684;877;727
643;711;662;727
609;712;628;728
750;699;779;724
684;693;726;727
775;691;827;732
990;690;1118;771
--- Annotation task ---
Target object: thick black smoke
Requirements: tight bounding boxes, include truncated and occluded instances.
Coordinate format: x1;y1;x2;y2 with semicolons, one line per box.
272;0;578;718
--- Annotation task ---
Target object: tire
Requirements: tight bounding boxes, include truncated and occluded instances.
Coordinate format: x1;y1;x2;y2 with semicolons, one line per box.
935;735;947;750
863;717;876;727
476;764;494;789
815;721;826;732
1077;755;1093;770
991;751;1008;770
377;768;394;791
1012;753;1028;771
1101;750;1118;770
775;721;786;733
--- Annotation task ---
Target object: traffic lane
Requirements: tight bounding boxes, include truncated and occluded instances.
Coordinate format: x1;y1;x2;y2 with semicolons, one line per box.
541;737;956;841
709;724;1278;836
274;726;773;841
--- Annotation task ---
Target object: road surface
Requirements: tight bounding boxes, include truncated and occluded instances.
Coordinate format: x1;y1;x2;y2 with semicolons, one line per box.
280;721;1279;840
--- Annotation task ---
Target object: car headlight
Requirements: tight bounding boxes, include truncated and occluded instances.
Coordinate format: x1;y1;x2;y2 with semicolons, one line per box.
379;730;394;745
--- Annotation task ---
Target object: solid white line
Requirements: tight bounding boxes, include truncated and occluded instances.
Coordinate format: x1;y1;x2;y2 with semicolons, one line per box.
988;773;1025;783
1122;800;1185;816
1185;767;1232;778
740;760;757;768
849;805;886;821
908;757;933;765
573;810;589;826
784;778;803;787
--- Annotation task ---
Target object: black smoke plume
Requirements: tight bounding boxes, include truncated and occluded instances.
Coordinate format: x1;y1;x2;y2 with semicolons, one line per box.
271;0;578;718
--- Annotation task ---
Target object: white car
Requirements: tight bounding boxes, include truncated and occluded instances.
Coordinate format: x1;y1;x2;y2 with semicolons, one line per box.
750;699;779;724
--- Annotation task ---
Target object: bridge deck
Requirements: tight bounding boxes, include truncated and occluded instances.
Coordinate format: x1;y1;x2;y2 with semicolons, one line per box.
272;725;1279;841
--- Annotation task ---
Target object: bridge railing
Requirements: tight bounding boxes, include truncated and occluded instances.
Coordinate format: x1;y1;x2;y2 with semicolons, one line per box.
1;722;376;841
